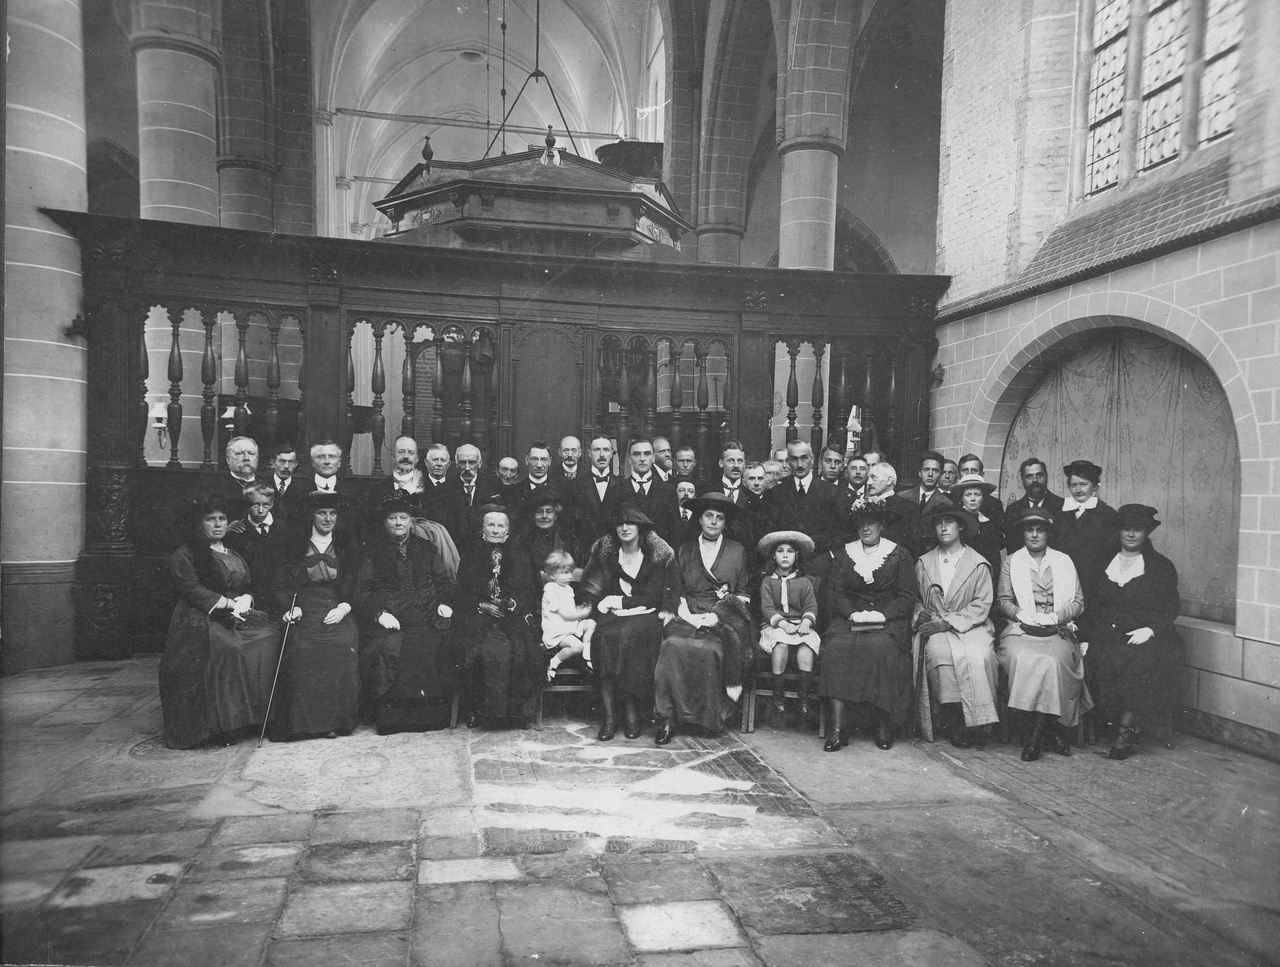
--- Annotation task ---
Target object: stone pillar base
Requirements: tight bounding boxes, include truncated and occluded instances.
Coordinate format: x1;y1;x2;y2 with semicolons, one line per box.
778;145;840;270
2;565;77;673
695;229;743;266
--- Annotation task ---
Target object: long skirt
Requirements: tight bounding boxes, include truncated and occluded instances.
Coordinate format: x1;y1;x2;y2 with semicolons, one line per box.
1089;632;1175;729
160;609;282;749
360;624;457;733
997;628;1093;727
272;583;360;737
465;620;543;721
818;624;913;726
654;621;734;732
924;631;999;728
593;612;663;706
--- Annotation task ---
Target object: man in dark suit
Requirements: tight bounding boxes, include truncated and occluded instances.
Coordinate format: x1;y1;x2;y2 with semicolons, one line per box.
893;450;955;557
818;444;846;485
265;440;303;525
957;452;1005;536
1004;456;1065;554
762;440;845;571
446;443;497;552
716;441;756;548
300;438;362;542
652;436;674;482
368;435;426;506
838;453;870;514
212;435;261;505
550;436;583;487
621;436;678;544
417;442;466;550
227;479;286;602
508;440;559;516
571;434;623;549
671;478;701;547
672;446;707;493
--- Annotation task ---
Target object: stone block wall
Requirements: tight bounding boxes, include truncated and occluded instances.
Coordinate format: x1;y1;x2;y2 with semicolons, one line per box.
931;224;1280;751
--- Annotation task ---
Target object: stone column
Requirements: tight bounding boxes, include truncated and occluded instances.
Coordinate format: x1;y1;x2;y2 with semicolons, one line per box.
314;109;337;236
218;162;274;231
777;141;841;270
3;0;88;670
125;0;222;224
694;225;743;265
218;0;275;231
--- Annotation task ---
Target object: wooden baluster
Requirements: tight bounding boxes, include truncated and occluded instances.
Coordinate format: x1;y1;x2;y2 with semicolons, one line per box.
884;350;898;462
473;331;493;452
165;308;184;468
199;310;217;468
668;346;683;450
828;351;849;453
616;350;630;454
721;357;732;448
401;325;415;440
234;312;250;435
861;348;875;452
370;324;387;475
342;332;355;473
810;340;826;455
265;314;282;449
459;339;474;448
785;340;801;444
644;349;657;440
137;312;149;466
695;349;710;469
431;335;445;446
296;318;306;444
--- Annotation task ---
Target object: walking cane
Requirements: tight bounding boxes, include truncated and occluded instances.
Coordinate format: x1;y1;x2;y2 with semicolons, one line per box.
258;590;300;748
911;582;945;738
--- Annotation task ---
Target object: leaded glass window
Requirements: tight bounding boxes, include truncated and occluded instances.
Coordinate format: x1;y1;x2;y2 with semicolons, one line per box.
1086;0;1131;194
1199;0;1242;145
1139;0;1188;170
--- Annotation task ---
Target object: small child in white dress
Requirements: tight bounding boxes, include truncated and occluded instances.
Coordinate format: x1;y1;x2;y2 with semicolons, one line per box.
541;550;596;680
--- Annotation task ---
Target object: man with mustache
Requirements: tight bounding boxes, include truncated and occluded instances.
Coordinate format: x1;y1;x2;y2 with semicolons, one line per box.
1004;456;1065;554
571;434;623;550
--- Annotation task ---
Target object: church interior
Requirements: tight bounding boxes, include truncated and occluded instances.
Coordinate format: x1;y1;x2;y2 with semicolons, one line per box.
4;0;1279;801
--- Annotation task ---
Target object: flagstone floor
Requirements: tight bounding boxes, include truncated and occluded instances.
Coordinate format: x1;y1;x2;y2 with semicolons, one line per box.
0;657;1276;967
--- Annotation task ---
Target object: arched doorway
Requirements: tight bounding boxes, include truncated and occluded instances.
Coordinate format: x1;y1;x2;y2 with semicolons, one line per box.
998;328;1239;623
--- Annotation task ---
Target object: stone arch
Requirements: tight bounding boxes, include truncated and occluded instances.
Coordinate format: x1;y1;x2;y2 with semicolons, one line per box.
962;292;1260;472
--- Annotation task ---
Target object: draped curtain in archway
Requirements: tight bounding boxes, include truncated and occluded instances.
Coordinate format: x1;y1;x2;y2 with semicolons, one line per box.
999;329;1239;623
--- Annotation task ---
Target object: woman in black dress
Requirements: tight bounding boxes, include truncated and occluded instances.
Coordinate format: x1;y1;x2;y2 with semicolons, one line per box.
819;496;919;751
160;494;282;749
271;490;362;740
1055;459;1118;599
580;506;675;741
1083;504;1180;759
517;493;583;580
453;504;543;728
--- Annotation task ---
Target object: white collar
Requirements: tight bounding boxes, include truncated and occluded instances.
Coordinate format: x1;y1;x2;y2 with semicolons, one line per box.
310;529;334;551
1063;495;1099;516
722;478;740;490
274;474;291;489
314;474;337;491
1105;550;1145;587
252;512;275;530
846;538;897;583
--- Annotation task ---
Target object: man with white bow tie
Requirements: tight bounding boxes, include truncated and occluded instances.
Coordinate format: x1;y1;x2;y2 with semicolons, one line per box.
305;439;361;541
571;434;623;549
622;437;678;544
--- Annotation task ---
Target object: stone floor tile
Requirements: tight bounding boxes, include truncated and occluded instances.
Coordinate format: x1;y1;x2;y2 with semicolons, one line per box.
417;857;524;884
496;882;632;966
276;881;414;938
311;808;421;844
211;813;314;845
0;835;104;874
412;882;503;967
418;833;480;860
86;829;213;866
417;807;478;839
127;922;273;967
518;853;606;891
44;862;183;909
618;900;746;953
754;929;988;966
3;899;164;966
268;931;411;967
704;852;914;935
150;876;288;927
636;951;764;967
186;842;305;881
0;872;62;910
603;856;720;904
298;841;416;881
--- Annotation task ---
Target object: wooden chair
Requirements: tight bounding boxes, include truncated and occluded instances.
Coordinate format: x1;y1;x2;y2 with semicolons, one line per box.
743;654;826;737
536;655;596;728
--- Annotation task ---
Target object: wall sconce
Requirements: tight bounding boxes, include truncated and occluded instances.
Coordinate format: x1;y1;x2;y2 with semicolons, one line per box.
221;404;251;432
149;402;168;450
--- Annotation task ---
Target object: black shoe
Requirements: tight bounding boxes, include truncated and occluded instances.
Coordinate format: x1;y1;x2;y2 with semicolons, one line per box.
1020;742;1041;762
1108;727;1138;760
654;723;674;746
206;732;237;748
597;719;616;742
1043;727;1072;757
874;720;895;751
623;715;642;740
823;733;844;752
950;728;973;750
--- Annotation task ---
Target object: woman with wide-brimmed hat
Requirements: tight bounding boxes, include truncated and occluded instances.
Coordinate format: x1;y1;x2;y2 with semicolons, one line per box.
160;493;283;749
912;504;998;748
819;495;919;751
997;504;1093;762
1080;504;1180;759
580;504;676;740
652;493;757;745
951;472;1003;577
270;489;363;740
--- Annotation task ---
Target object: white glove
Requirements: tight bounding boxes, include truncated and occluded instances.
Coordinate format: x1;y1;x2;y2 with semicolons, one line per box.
1016;609;1037;626
230;594;253;617
597;595;625;613
437;604;453;619
377;611;401;630
323;603;351;625
1126;626;1154;645
283;607;302;624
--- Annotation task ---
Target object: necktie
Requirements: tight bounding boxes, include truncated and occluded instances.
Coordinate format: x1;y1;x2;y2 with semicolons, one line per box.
921;491;928;510
796;479;804;495
258;524;269;536
465;484;474;505
278;480;288;494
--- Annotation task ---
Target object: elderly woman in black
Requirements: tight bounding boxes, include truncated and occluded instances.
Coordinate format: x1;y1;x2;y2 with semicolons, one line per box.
1084;505;1180;759
272;490;362;740
160;494;282;749
820;496;919;751
580;505;675;741
518;492;583;580
453;503;542;728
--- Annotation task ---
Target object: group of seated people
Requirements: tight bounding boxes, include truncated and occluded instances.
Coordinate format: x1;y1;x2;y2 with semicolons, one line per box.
162;433;1180;765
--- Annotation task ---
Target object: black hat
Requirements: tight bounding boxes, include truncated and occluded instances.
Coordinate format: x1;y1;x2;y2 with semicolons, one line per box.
684;492;739;522
609;504;655;529
1063;460;1102;484
923;503;979;540
1115;503;1160;533
1013;504;1056;531
849;495;903;526
380;489;421;516
304;489;356;511
522;491;564;515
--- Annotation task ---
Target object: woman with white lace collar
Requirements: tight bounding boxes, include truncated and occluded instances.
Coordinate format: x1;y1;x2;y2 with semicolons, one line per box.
1080;504;1180;760
997;505;1093;762
817;496;919;752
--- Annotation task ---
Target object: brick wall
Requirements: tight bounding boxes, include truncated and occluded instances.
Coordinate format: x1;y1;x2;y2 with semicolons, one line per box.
931;223;1280;747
